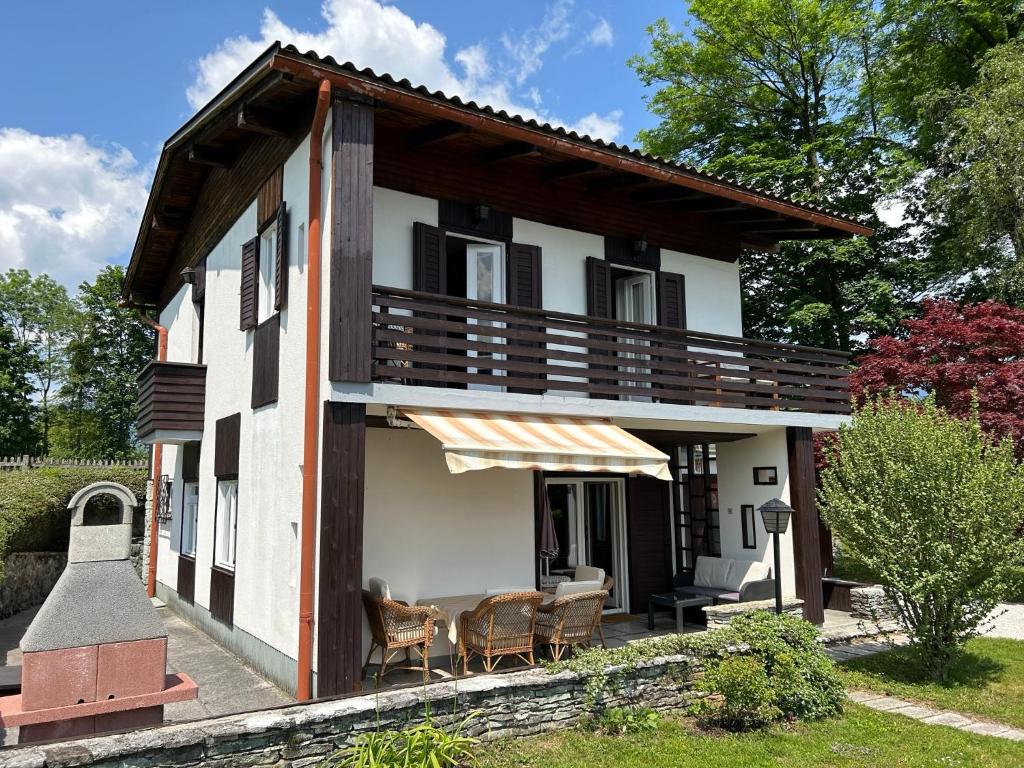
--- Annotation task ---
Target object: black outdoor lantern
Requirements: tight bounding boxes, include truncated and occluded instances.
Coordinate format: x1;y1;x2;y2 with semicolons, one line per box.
180;266;197;285
758;498;793;614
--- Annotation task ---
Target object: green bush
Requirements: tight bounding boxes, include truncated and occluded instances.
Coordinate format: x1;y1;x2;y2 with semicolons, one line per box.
692;655;781;730
549;611;844;730
584;706;660;736
323;721;479;768
819;396;1024;681
0;466;147;580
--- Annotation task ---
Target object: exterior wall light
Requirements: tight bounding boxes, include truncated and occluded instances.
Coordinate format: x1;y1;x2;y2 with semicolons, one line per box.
180;266;197;285
474;203;491;223
633;238;648;254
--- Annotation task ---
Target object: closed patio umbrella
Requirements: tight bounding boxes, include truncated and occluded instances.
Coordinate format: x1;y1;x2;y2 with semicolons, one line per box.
539;489;559;576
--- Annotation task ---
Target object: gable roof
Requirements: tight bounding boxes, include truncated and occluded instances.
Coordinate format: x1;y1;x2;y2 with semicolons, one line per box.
123;42;872;303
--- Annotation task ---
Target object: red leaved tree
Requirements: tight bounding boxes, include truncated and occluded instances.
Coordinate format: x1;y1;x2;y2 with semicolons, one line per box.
850;300;1024;450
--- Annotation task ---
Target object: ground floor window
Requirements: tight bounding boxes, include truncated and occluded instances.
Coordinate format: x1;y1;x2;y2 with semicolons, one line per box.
673;444;720;571
181;481;199;557
214;479;238;570
544;477;627;613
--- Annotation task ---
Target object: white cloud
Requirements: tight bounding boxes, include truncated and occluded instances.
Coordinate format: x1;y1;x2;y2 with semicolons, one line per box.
0;128;149;288
186;0;623;141
586;18;614;48
569;110;624;141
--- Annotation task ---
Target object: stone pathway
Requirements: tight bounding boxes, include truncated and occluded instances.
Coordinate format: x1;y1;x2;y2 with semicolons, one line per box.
847;689;1024;741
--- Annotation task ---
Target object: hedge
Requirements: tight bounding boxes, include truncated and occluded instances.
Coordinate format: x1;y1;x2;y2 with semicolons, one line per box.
0;466;148;582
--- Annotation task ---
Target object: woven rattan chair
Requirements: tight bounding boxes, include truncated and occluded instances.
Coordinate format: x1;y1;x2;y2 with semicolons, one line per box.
458;591;544;674
595;576;615;648
534;590;608;661
361;590;435;679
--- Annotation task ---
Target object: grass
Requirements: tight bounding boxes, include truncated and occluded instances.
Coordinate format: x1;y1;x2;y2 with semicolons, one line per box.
841;637;1024;728
478;705;1024;767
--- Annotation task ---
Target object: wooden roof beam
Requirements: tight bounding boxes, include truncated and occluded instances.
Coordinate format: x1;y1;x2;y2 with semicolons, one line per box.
711;209;785;225
586;174;653;193
187;145;234;168
633;187;707;204
407;120;471;149
542;159;602;181
237;105;290;137
746;221;821;234
675;198;746;214
478;141;542;165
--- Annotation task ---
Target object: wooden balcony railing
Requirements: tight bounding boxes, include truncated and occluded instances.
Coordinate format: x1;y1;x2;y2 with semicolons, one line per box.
371;286;852;415
136;360;207;441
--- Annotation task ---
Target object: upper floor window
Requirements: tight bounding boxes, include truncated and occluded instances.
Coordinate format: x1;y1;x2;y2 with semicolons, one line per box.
214;479;238;570
258;221;278;323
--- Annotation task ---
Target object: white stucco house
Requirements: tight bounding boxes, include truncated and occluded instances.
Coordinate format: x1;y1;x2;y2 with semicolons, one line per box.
123;44;870;699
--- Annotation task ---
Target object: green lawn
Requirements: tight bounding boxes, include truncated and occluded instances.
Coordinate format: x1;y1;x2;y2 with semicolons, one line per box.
479;705;1024;767
841;637;1024;728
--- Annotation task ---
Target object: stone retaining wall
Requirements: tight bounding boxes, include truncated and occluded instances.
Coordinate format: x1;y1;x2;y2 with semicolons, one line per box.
850;586;898;622
0;552;67;619
703;598;804;630
0;655;704;768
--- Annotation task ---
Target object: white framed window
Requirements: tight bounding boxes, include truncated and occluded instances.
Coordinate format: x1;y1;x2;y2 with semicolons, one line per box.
258;223;277;322
214;480;238;570
181;482;199;557
464;240;506;389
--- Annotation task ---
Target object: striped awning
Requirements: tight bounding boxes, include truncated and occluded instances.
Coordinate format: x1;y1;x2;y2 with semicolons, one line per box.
402;409;671;480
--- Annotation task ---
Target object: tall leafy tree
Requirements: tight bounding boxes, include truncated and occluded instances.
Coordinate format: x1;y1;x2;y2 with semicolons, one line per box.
923;41;1024;303
0;269;75;452
0;316;37;454
58;265;153;458
630;0;921;350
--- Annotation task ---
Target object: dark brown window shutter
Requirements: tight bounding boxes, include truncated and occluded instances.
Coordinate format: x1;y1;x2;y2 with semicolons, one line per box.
239;237;259;330
656;271;687;329
586;256;612;318
507;243;543;308
507;243;544;394
214;413;241;478
251;314;280;408
274;202;288;311
182;441;201;482
413;222;446;293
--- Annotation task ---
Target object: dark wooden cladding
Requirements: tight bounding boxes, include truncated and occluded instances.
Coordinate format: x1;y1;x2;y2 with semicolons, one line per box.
251;314;281;408
605;236;661;271
177;555;195;604
507;243;543;394
209;566;235;625
627;475;674;613
439;199;513;242
329;95;374;383
240;237;259;330
318;401;366;696
182;441;201;482
787;426;825;624
372;286;852;415
257;165;284;228
214;413;241;478
136;361;207;440
586;257;613;320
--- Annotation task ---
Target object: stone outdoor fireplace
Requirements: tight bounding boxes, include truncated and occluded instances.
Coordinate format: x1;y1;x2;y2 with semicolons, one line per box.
0;481;197;743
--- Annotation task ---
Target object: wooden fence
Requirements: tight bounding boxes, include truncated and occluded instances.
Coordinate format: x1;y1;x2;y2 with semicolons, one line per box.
0;456;148;471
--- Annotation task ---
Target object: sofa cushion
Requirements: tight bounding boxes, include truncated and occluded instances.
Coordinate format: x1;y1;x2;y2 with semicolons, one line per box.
574;565;606;584
722;560;772;591
367;577;391;600
693;557;731;589
555;580;603;597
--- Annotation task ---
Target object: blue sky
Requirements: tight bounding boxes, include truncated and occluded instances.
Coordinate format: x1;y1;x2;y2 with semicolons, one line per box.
0;0;686;288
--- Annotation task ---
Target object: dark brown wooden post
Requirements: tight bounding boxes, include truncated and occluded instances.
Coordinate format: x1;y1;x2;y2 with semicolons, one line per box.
329;93;374;383
787;426;824;624
317;401;366;695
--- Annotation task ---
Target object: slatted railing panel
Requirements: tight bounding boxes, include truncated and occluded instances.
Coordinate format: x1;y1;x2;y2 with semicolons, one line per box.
371;286;851;415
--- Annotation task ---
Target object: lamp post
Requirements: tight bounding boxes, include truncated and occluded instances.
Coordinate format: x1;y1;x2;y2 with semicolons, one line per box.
758;498;793;615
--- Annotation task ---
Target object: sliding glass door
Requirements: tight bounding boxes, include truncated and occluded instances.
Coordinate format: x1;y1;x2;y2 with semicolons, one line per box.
545;478;628;613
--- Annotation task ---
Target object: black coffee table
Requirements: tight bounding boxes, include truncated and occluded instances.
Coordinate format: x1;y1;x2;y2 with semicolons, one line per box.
647;592;713;632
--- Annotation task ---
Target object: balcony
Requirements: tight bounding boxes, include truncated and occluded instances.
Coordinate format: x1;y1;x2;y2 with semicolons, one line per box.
371;286;851;415
136;361;207;444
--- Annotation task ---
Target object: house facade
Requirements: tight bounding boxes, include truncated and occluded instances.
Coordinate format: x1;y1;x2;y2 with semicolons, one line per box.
124;44;868;699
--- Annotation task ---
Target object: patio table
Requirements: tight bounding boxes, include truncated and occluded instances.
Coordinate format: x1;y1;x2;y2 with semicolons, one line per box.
416;593;553;645
647;592;713;633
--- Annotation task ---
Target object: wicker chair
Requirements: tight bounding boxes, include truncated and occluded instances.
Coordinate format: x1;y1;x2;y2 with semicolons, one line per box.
597;575;614;648
534;590;608;661
458;591;544;674
361;590;435;679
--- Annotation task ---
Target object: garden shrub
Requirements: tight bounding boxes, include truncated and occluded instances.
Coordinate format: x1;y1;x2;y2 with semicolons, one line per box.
819;396;1024;681
692;655;781;730
584;706;660;736
549;610;844;730
322;720;479;768
0;466;147;581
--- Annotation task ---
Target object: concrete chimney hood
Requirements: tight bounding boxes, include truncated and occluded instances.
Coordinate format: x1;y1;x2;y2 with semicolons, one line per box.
0;482;197;743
